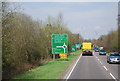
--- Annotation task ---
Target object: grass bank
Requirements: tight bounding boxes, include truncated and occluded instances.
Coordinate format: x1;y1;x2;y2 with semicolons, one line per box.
13;50;81;79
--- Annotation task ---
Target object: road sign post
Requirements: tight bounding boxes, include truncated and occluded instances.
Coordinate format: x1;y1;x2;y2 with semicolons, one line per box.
53;54;55;61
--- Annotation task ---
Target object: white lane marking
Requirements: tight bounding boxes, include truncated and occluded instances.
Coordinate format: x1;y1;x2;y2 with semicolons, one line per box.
97;58;100;61
109;73;117;80
99;61;103;65
66;54;82;80
103;66;108;71
95;53;117;80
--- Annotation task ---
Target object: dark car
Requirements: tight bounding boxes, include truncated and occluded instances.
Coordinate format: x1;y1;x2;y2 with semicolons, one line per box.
99;49;106;55
95;48;99;52
107;52;120;64
93;47;99;52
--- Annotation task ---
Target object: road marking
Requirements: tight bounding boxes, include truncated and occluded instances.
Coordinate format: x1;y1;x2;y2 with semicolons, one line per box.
103;66;108;71
99;61;103;65
95;52;117;81
97;58;100;61
66;54;82;80
109;73;117;80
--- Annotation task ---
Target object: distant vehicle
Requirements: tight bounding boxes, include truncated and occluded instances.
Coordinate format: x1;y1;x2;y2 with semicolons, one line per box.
82;42;93;56
99;49;106;55
107;52;120;64
99;47;103;50
94;47;99;52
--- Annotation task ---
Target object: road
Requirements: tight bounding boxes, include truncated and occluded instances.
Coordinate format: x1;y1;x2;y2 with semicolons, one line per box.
64;51;119;81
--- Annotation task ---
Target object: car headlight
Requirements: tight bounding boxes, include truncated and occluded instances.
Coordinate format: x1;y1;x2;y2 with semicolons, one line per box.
110;58;117;60
110;58;114;60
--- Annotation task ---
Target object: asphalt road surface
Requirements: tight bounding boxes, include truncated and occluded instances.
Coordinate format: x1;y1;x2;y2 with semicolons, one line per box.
64;51;119;81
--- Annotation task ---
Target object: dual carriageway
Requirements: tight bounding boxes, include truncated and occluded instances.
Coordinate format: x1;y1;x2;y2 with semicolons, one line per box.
63;51;119;81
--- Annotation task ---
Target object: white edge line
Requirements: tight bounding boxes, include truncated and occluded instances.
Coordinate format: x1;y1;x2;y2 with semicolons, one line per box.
109;73;116;80
66;54;82;80
103;66;108;71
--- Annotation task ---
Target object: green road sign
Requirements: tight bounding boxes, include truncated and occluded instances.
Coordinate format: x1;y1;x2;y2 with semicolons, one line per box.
79;44;82;49
52;34;68;54
76;44;81;49
71;46;76;52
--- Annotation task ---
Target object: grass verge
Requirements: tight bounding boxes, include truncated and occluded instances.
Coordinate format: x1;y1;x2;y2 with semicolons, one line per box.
13;50;81;79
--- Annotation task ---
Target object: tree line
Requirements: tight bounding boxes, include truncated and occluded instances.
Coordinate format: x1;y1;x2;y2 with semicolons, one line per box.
92;28;119;52
2;2;82;79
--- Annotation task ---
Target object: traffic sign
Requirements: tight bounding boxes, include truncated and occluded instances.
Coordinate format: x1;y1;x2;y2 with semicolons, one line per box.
76;44;81;49
59;54;67;59
71;46;76;52
52;34;68;54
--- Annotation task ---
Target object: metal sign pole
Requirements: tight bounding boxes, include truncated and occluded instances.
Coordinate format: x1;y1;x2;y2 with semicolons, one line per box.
53;54;55;61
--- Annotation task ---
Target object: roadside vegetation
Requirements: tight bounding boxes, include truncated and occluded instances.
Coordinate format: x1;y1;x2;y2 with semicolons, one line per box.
14;50;81;79
92;29;119;52
2;2;82;79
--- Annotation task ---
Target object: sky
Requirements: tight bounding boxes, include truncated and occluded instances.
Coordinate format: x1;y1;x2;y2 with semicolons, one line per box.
21;2;118;39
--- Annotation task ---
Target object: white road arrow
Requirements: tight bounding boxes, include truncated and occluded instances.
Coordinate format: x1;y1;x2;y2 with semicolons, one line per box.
56;43;67;53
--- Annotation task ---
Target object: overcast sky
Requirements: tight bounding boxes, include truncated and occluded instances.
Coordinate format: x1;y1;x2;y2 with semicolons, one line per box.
22;2;118;39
